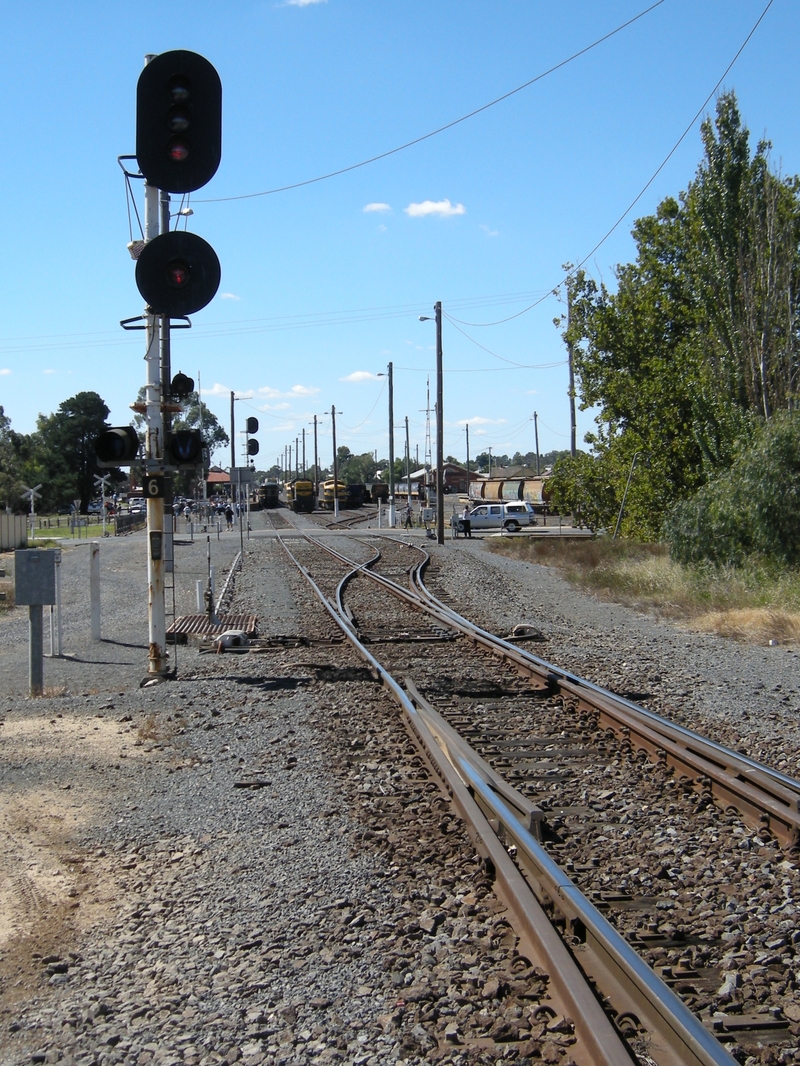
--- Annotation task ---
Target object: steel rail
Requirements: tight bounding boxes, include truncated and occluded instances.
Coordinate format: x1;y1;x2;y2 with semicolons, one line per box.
402;675;736;1066
280;531;738;1065
306;532;800;841
272;532;643;1066
406;558;800;848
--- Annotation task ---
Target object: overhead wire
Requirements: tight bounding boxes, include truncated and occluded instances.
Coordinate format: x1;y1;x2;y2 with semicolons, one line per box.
447;0;775;328
195;0;667;204
442;312;566;369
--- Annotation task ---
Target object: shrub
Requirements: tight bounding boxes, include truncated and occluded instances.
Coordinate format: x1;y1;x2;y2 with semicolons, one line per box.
665;412;800;566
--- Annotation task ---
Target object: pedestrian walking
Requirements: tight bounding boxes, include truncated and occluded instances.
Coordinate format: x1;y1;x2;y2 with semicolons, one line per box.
224;504;234;531
404;504;413;529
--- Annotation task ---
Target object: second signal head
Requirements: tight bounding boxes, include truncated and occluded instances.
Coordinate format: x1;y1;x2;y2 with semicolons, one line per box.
135;231;221;317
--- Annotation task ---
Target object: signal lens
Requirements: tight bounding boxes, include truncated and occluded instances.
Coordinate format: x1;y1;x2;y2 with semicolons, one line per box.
168;107;190;133
169;76;191;104
166;260;190;288
168;137;189;162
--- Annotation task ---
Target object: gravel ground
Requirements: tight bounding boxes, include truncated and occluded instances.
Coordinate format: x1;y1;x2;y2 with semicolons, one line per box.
0;531;583;1066
2;527;800;1066
430;540;800;773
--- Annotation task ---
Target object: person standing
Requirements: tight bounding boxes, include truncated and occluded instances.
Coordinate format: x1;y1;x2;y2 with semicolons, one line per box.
461;503;472;538
404;504;413;529
224;504;234;531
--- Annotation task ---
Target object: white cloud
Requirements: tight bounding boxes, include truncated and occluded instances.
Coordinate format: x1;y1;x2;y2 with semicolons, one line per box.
0;368;10;376
202;383;254;399
259;402;291;412
363;202;391;213
220;292;240;300
42;369;56;375
341;371;382;383
377;223;387;233
404;198;465;218
257;384;320;399
285;0;326;5
479;224;498;237
457;416;506;426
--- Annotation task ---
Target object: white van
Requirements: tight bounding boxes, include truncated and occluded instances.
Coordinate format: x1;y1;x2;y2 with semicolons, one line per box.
460;501;536;533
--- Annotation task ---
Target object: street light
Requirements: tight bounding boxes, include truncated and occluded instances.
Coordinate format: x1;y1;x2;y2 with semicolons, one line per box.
419;303;444;545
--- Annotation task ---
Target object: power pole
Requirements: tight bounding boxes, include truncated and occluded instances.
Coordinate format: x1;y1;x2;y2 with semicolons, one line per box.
331;406;340;519
435;301;444;546
197;369;207;502
465;423;470;497
534;411;540;475
488;446;493;479
403;415;409;511
567;287;577;458
295;436;300;480
387;361;395;527
312;415;319;500
230;390;236;472
302;428;306;478
422;377;432;498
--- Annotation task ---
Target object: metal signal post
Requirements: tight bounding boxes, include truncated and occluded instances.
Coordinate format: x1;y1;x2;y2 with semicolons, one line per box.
143;171;167;675
132;49;223;676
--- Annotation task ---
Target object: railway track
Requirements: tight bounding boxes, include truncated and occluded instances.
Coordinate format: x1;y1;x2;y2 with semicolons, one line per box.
259;524;800;1065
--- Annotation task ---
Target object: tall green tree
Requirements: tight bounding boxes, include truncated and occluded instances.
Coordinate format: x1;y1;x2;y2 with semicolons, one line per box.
554;92;800;538
35;392;112;513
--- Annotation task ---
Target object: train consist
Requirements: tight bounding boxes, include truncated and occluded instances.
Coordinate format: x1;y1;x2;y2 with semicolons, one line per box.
320;479;348;510
257;481;281;509
346;483;366;508
254;477;399;512
469;476;551;511
286;479;315;513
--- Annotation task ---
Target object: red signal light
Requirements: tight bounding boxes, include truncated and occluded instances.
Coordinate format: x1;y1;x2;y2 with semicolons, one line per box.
167;261;190;288
168;139;189;162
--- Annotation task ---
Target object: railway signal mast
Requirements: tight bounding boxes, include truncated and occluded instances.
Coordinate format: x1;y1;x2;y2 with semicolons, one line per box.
119;51;222;677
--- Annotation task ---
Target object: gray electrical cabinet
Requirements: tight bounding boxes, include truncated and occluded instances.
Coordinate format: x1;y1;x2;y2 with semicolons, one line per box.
15;549;57;605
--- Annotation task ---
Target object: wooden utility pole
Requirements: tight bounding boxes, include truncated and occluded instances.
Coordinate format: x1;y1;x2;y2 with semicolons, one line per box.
567;287;577;458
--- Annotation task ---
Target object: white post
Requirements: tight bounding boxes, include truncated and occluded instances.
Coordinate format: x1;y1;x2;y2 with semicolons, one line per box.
55;548;62;655
196;580;203;611
90;541;101;641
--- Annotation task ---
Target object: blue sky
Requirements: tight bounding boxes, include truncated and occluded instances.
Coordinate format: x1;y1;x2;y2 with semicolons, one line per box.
0;0;796;471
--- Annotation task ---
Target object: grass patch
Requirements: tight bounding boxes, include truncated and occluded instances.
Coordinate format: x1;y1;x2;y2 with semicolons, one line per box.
487;536;800;645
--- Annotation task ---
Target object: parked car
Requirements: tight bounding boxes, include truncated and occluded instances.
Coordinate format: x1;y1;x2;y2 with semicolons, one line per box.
461;501;536;533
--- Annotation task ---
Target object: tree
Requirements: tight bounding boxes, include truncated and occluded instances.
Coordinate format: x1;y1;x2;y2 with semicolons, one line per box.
173;391;229;460
555;92;800;538
0;407;31;512
36;392;112;513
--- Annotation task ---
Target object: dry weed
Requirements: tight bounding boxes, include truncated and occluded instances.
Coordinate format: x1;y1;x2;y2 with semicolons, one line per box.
690;608;800;645
39;685;68;699
136;714;161;743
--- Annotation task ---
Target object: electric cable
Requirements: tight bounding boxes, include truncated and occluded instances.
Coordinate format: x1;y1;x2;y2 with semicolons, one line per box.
447;0;775;327
196;1;667;204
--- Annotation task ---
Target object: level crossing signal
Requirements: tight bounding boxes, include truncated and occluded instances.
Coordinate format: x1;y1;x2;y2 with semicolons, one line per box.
95;427;140;468
168;429;204;468
136;50;221;193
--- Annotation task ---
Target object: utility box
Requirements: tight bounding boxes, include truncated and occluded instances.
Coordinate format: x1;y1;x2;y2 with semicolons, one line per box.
15;549;57;605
